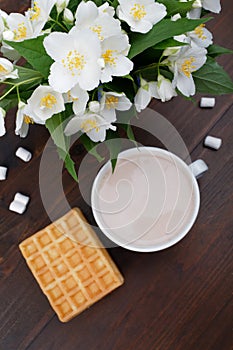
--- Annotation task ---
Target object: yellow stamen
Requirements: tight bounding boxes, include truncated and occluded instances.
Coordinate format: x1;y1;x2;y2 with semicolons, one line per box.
105;96;119;109
102;50;116;66
130;4;147;20
0;65;8;73
62;50;86;76
181;57;196;78
14;23;27;41
40;94;57;109
81;119;99;133
29;2;41;21
194;24;207;40
23;115;34;124
90;25;104;41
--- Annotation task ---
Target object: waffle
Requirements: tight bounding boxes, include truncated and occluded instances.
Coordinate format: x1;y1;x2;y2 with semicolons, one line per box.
19;208;124;322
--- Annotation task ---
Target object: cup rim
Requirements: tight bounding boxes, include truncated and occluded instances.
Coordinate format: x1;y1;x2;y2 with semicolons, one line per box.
91;147;200;252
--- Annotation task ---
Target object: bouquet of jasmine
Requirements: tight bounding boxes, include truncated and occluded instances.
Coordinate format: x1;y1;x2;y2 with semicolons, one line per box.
0;0;232;180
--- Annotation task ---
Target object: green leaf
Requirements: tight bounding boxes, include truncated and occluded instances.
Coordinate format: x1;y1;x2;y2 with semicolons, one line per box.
104;76;136;101
0;90;37;111
157;0;195;17
0;96;18;111
68;0;81;11
6;35;53;78
10;66;43;90
193;57;233;95
153;38;188;50
207;44;233;58
129;17;210;59
46;113;78;182
80;134;105;163
57;148;78;182
117;105;138;124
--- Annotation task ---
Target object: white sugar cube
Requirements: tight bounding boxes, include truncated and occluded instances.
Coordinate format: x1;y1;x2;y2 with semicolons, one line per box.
15;147;32;162
9;200;27;214
204;136;222;150
14;193;30;206
200;97;216;108
189;159;209;178
0;166;8;180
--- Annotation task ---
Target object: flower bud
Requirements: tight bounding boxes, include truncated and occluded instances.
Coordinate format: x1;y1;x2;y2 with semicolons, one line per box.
63;8;74;24
18;101;26;109
156;75;177;102
171;13;181;21
56;0;69;14
89;101;100;113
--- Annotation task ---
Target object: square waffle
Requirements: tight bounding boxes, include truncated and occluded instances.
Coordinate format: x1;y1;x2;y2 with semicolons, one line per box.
19;208;124;322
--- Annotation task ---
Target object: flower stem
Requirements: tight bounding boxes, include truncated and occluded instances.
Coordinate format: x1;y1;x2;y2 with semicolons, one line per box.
16;86;21;103
49;18;68;32
0;77;41;101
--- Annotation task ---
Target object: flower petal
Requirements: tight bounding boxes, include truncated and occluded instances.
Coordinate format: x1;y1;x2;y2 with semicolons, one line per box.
134;87;151;112
203;0;221;13
43;32;72;61
177;73;196;97
64;116;81;136
75;1;98;26
49;62;78;93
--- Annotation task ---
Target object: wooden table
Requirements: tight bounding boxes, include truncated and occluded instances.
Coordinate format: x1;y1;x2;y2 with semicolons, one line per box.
0;1;232;349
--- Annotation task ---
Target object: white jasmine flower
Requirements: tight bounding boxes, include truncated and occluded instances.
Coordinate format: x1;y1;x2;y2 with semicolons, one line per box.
101;91;132;114
15;101;32;138
101;34;133;83
97;91;132;121
63;8;74;24
134;78;157;112
117;0;167;34
56;0;69;14
153;74;177;102
0;58;18;82
75;1;121;40
44;28;102;92
26;0;56;36
64;84;89;115
27;85;65;122
164;46;207;97
188;24;213;48
6;13;34;41
65;101;117;142
0;107;6;137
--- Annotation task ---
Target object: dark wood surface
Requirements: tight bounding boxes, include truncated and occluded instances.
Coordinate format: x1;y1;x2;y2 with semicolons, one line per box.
0;1;232;350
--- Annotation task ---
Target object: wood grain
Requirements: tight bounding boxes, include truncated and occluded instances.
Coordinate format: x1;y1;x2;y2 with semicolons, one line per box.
0;1;232;350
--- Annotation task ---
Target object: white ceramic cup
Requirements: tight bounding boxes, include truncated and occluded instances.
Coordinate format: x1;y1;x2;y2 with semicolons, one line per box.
91;147;201;252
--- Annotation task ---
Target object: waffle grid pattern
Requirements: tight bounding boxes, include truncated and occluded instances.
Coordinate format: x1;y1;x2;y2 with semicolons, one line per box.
19;209;124;322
